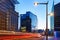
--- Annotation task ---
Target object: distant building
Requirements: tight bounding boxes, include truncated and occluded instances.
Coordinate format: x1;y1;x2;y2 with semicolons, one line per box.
20;11;37;32
36;29;44;33
50;1;54;31
20;14;31;32
0;0;19;31
26;11;37;30
54;3;60;37
50;16;54;30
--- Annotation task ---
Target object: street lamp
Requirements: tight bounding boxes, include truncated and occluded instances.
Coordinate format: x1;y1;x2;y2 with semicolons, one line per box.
48;12;54;16
34;2;38;6
34;1;48;40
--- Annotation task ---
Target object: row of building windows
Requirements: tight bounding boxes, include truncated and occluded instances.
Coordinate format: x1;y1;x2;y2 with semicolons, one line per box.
0;13;7;30
0;0;18;31
0;0;15;12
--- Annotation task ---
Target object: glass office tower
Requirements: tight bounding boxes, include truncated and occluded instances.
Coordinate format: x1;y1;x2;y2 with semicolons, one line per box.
54;3;60;37
20;11;37;32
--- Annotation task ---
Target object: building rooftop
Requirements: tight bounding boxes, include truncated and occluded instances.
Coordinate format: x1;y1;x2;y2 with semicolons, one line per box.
55;3;60;6
10;0;19;4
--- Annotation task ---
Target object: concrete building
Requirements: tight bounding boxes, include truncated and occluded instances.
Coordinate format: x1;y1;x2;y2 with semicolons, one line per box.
0;0;19;31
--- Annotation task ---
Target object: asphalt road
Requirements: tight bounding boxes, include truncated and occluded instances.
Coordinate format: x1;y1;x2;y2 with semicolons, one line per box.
0;36;56;40
43;36;54;40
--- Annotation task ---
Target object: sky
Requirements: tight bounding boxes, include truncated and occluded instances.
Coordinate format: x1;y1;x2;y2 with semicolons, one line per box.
15;0;60;30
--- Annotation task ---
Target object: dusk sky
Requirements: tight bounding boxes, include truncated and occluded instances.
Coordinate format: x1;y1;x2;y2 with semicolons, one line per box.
15;0;60;30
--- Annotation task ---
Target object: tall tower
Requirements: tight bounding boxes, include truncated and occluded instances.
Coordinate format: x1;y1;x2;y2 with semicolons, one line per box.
20;11;37;32
54;3;60;38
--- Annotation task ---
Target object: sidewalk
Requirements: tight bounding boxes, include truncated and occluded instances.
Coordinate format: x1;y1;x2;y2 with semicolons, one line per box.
54;37;60;40
43;36;54;40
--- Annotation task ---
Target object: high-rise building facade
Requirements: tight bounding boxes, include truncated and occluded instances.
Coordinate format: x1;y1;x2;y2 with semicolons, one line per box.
26;11;37;30
54;3;60;37
0;0;19;31
50;1;54;31
20;11;37;32
20;14;31;32
50;16;54;30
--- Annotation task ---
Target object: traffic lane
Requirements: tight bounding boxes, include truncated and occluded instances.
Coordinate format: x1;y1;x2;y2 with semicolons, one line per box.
0;38;43;40
0;33;44;40
14;38;44;40
0;33;43;38
0;36;44;40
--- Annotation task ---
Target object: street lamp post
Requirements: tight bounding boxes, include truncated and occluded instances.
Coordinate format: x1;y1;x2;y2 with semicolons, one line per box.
34;2;48;40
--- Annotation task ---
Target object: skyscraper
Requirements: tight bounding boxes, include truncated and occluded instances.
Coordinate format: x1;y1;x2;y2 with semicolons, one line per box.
20;13;31;32
0;0;19;31
26;11;37;30
50;0;54;31
20;11;37;32
54;3;60;37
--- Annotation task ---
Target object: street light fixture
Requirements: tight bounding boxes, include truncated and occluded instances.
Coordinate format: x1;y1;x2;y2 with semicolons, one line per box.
48;13;54;16
34;1;48;40
34;2;38;6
